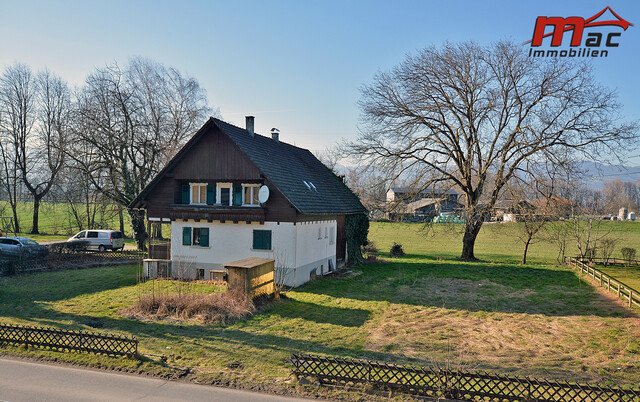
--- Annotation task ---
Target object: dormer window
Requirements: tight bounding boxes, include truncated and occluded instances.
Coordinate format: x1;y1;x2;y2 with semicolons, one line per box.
190;183;207;205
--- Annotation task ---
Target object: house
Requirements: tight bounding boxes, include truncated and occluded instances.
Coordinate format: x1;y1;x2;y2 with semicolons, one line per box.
493;200;536;222
129;116;366;288
385;187;459;221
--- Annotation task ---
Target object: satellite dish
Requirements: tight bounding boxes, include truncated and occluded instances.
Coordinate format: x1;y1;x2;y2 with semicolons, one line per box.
258;185;270;203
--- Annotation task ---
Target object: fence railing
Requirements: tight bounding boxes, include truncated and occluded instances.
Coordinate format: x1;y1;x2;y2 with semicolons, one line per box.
291;354;640;401
0;250;144;276
569;257;640;309
580;256;640;267
0;323;138;357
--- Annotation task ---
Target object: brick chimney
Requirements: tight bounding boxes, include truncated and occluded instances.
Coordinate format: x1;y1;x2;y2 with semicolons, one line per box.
246;116;255;137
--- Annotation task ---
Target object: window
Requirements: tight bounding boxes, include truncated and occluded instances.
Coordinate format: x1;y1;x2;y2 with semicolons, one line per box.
252;230;272;250
196;269;205;280
87;231;99;238
329;227;335;245
318;227;322;240
217;183;232;206
182;227;209;247
190;183;207;205
242;184;261;206
324;227;328;239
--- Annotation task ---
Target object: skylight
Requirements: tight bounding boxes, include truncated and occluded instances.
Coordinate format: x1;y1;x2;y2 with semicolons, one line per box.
303;180;317;192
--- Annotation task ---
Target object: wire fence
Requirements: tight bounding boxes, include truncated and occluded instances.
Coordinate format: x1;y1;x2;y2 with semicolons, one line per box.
0;249;144;276
0;323;138;357
290;354;640;401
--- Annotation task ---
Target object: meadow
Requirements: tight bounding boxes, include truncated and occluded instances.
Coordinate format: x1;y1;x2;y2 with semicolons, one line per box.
0;200;131;240
1;222;639;399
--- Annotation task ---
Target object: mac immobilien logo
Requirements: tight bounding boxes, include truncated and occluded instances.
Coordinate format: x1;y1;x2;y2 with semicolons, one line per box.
524;6;633;58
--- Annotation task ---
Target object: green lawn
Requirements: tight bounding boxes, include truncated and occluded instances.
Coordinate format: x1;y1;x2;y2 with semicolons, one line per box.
1;233;640;395
598;265;640;292
370;221;640;265
0;200;131;239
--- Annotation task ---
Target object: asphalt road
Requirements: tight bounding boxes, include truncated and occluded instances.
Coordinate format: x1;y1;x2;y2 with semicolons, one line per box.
0;358;311;402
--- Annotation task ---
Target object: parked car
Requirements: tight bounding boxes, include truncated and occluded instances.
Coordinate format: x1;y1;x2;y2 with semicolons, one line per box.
67;230;125;252
0;237;49;259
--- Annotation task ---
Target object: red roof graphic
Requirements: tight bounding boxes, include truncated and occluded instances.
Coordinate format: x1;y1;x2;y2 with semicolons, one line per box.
524;6;633;45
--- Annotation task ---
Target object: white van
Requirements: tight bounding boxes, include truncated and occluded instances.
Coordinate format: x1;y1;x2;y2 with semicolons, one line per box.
68;230;125;252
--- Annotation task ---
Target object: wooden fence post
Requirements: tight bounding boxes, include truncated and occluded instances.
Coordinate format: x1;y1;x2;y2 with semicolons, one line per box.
630;290;633;308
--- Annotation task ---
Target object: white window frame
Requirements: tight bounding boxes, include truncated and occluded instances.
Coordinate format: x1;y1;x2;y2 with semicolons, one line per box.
242;184;261;206
190;183;207;205
216;182;233;206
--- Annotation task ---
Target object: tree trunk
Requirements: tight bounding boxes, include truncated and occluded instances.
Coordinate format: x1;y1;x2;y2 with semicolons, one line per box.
461;222;482;261
128;208;147;251
119;206;125;235
521;238;531;265
10;204;19;235
30;196;41;234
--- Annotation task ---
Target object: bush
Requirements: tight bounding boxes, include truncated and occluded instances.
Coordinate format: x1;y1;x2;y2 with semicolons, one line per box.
363;240;378;254
621;247;637;267
390;242;405;257
122;290;255;324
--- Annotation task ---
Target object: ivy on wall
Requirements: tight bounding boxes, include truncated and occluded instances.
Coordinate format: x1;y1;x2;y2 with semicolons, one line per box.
345;213;369;266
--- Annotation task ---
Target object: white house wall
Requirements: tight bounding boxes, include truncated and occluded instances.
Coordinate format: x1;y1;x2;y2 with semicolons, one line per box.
292;220;337;287
171;220;295;281
170;219;336;287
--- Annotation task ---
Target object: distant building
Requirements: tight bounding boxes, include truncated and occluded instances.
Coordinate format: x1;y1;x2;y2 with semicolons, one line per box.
385;187;460;221
619;207;628;221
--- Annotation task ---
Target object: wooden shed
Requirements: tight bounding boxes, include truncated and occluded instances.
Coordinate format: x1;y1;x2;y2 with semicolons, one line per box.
223;257;275;299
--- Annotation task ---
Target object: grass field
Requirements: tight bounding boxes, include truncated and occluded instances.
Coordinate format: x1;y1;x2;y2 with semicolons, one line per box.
370;221;640;265
1;222;640;397
0;200;131;239
598;265;640;292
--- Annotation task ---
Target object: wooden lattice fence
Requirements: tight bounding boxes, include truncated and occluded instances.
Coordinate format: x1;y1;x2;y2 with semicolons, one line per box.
0;323;138;357
290;354;640;401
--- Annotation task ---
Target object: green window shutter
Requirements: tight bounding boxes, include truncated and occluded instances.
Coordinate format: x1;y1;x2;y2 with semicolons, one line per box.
264;230;272;250
206;185;215;205
182;227;191;245
253;230;272;250
181;184;190;204
200;228;209;247
252;230;260;250
233;185;242;206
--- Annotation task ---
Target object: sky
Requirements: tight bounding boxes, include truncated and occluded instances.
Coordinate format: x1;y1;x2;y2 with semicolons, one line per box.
1;0;638;159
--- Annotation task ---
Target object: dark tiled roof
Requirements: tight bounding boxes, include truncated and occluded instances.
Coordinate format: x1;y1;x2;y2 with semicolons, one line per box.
390;187;458;195
213;118;365;215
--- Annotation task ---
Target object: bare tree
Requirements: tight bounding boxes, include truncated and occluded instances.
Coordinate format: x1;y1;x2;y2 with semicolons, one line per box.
0;64;70;234
70;57;210;249
347;41;637;260
0;63;34;234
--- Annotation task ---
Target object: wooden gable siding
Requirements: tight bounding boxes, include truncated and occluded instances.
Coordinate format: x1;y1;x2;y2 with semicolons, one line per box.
144;125;296;222
173;126;262;181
